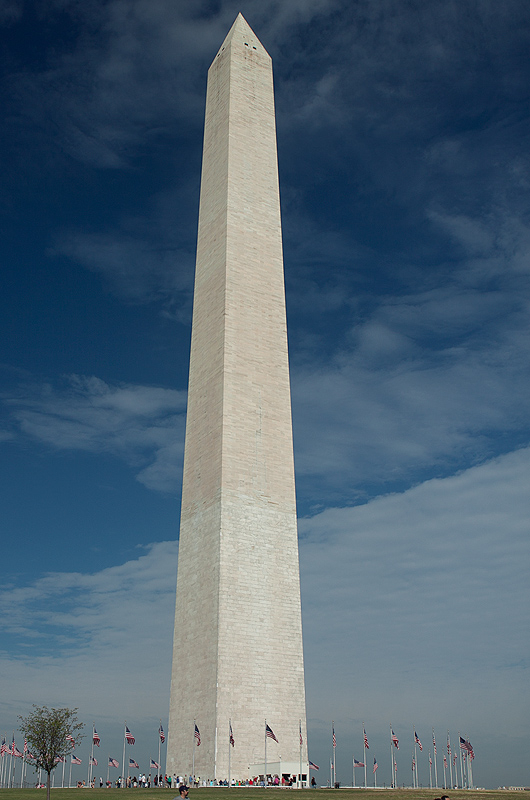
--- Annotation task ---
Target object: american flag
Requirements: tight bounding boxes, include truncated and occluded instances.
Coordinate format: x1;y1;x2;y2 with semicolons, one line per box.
109;757;119;768
71;755;82;765
332;726;336;748
444;756;448;768
459;737;474;759
265;724;278;743
23;738;28;754
353;759;364;768
195;724;201;746
412;758;415;771
429;754;432;766
229;723;235;748
447;738;451;755
453;754;457;766
373;758;378;774
125;726;135;745
300;722;303;747
309;761;319;770
66;734;75;747
415;731;423;750
0;739;7;755
27;752;35;761
93;728;101;747
129;758;139;768
150;760;160;769
391;730;399;749
159;725;165;743
432;732;437;755
13;745;23;758
363;728;369;749
90;757;98;766
55;756;65;764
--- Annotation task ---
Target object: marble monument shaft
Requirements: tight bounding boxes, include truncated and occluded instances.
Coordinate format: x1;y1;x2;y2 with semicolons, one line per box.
167;14;307;781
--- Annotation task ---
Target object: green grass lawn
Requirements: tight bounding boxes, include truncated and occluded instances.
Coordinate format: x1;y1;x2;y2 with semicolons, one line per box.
0;789;522;800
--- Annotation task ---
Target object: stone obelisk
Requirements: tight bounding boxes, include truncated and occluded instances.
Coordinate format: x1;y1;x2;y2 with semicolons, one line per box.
167;14;307;782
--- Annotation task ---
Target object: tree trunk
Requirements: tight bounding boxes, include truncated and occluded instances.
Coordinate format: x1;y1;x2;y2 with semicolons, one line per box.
47;770;51;800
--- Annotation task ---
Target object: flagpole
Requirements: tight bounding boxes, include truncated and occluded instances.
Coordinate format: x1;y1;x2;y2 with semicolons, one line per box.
8;744;12;790
264;720;267;785
389;726;393;789
122;723;128;789
332;722;336;788
448;733;453;789
107;759;110;787
228;720;231;788
432;730;435;788
294;719;302;789
428;750;432;789
158;721;162;787
363;725;367;788
61;755;66;788
457;731;464;789
214;725;218;783
89;723;95;787
352;756;355;789
5;739;11;789
192;720;196;781
411;728;414;789
9;737;13;789
373;759;377;789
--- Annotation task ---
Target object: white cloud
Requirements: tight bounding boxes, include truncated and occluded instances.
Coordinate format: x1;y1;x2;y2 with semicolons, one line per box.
0;540;178;724
54;231;194;306
299;447;530;786
4;374;187;493
1;449;528;787
293;318;530;504
291;206;530;506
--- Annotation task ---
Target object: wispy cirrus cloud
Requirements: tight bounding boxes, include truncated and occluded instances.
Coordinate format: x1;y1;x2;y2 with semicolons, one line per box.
4;374;186;493
0;540;178;722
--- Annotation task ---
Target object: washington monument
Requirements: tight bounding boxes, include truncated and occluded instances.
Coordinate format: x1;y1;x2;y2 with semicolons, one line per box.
167;14;307;781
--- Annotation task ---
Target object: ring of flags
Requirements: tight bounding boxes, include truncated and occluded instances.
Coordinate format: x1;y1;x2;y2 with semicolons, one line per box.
4;720;475;789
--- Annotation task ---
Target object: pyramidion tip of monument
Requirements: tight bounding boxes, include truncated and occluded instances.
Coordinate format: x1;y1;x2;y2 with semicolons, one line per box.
214;12;269;61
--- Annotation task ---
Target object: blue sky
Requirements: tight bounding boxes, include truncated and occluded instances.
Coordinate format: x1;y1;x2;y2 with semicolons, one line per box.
1;0;529;789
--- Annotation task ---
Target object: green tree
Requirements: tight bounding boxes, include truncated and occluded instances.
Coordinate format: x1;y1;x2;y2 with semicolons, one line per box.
18;705;84;800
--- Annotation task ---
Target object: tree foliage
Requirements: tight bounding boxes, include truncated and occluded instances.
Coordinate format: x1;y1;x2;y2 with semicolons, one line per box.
18;705;84;799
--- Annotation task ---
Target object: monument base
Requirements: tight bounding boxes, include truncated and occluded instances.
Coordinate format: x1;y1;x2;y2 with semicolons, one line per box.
248;761;309;787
